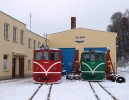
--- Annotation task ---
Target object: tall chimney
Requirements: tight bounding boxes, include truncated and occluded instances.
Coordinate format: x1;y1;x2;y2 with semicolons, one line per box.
71;17;76;29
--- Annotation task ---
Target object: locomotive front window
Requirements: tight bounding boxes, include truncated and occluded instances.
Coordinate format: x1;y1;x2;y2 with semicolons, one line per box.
43;52;49;60
96;53;103;62
50;52;59;60
84;53;90;61
91;54;95;61
35;52;43;60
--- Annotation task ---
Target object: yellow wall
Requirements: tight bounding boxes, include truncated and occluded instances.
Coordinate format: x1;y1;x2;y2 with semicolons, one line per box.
48;28;117;70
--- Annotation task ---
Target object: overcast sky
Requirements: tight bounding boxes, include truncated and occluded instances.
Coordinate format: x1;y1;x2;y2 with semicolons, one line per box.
0;0;129;36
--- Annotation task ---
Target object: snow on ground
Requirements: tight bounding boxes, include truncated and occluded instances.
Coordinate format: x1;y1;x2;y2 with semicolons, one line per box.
0;67;129;100
0;78;40;100
90;82;114;100
32;85;50;100
99;67;129;100
51;78;96;100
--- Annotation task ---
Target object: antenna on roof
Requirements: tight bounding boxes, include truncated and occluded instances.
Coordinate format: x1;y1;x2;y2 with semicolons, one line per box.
44;33;49;50
30;13;31;31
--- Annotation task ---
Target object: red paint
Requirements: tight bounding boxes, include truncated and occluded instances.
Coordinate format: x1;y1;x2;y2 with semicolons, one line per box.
72;50;80;74
106;49;115;79
33;49;62;84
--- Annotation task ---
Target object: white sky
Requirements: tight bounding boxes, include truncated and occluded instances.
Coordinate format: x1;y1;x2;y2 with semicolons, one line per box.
0;0;129;36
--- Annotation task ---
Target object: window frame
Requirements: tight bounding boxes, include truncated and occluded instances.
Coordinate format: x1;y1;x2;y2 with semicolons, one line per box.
83;53;90;61
13;26;17;42
3;54;9;71
38;42;41;48
28;59;32;70
28;38;31;48
34;40;36;49
91;53;95;62
4;23;9;40
20;30;24;44
96;53;104;62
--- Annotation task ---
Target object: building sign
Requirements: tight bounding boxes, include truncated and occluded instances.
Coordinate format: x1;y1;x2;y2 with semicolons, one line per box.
75;36;85;43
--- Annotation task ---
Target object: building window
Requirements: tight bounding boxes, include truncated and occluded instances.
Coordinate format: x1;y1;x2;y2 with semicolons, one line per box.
28;38;31;48
34;40;36;49
28;60;31;70
13;27;17;42
3;55;8;70
4;23;9;39
20;30;24;44
38;42;41;48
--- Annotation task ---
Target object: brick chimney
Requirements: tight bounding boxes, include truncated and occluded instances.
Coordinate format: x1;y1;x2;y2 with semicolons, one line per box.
71;17;76;29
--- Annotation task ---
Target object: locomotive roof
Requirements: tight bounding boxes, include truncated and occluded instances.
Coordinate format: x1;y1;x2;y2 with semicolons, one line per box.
35;48;60;51
82;50;105;53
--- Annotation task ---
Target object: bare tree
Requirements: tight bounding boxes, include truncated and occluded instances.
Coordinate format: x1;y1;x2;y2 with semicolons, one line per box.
107;9;129;67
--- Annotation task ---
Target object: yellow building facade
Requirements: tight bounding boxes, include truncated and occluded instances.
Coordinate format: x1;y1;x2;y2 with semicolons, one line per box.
48;28;117;70
0;11;45;80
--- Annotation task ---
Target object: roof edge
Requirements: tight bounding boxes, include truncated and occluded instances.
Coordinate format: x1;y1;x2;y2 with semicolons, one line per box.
0;11;26;26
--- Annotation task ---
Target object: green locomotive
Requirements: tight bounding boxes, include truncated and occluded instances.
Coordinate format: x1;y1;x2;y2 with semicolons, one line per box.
80;50;106;81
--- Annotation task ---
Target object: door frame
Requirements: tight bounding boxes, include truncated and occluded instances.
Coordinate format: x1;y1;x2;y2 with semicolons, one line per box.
12;58;16;78
19;58;24;78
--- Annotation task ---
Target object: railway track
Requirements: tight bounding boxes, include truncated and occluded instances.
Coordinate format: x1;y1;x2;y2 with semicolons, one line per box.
89;82;118;100
29;84;53;100
29;81;118;100
29;84;43;100
47;84;53;100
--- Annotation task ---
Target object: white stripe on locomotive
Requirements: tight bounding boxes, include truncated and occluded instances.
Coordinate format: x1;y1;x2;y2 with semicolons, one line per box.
33;61;61;76
81;62;105;75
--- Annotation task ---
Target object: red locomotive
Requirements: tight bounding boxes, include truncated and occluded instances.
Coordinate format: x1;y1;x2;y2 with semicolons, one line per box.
33;47;62;84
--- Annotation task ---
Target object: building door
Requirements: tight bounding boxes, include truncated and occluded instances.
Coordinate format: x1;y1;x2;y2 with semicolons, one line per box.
19;58;24;78
60;48;76;74
12;58;16;78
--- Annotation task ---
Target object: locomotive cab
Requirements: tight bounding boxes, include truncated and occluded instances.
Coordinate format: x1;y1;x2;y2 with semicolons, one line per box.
80;50;106;81
33;48;62;84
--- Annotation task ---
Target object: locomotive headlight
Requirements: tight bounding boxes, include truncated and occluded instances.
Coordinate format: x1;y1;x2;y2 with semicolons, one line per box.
84;67;87;70
53;66;57;70
36;66;40;71
98;67;102;70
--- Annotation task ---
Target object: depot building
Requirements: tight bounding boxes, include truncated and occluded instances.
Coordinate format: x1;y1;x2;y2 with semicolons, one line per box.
0;11;117;80
48;17;117;71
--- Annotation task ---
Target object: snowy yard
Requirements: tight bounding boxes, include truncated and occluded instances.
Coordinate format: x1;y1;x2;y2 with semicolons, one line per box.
0;67;129;100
